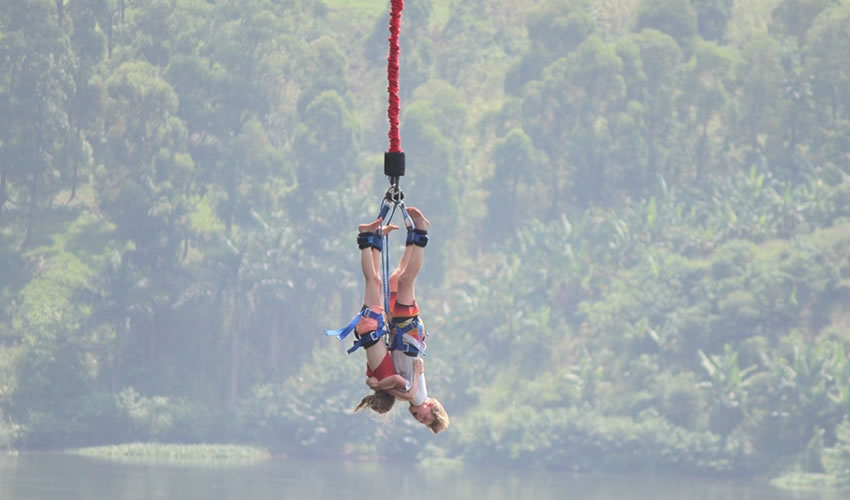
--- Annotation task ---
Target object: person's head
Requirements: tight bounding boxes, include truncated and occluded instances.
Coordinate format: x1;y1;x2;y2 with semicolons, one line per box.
354;391;395;414
409;397;450;434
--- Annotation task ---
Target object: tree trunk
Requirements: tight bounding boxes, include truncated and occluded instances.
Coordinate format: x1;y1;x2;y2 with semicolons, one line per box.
647;120;657;194
56;0;64;25
0;167;6;224
229;295;240;409
182;235;190;260
22;170;38;249
107;15;113;57
111;318;126;393
696;123;708;181
269;307;281;377
150;306;158;364
68;123;81;202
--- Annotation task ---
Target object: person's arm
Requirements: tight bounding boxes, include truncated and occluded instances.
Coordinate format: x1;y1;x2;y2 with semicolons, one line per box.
386;366;420;401
371;374;407;392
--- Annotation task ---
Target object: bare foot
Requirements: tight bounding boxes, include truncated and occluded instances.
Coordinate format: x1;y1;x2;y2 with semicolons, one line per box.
406;207;430;231
358;218;383;233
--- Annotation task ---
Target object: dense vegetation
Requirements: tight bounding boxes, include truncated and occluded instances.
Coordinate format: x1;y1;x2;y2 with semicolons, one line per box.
1;0;850;485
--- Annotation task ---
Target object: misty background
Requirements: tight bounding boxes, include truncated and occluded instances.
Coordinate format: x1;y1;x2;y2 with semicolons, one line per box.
1;0;850;491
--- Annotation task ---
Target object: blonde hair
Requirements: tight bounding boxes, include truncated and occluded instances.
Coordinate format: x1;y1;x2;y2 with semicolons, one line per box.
354;391;395;414
426;398;450;434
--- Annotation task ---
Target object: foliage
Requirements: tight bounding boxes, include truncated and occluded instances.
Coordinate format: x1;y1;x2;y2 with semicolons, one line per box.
0;0;849;487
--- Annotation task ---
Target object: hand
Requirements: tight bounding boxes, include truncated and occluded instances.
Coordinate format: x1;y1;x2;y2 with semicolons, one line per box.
414;358;424;375
366;377;379;390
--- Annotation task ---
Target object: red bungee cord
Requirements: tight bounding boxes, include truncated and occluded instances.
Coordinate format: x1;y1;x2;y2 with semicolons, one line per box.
387;0;404;154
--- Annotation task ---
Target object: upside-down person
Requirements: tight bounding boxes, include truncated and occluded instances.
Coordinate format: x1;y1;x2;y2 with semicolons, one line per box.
367;207;449;434
346;217;419;415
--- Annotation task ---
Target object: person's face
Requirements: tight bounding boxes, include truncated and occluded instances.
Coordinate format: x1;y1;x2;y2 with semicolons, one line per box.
409;403;434;425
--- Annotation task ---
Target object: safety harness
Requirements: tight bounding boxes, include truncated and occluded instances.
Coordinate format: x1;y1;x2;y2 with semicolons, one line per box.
324;306;387;354
390;316;427;355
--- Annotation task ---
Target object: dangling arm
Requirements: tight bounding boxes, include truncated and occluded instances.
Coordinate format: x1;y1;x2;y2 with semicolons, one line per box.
366;374;407;392
385;358;424;401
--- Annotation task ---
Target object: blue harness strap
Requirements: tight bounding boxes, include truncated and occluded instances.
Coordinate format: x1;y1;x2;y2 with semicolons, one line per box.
347;328;387;354
390;316;427;356
324;307;388;355
357;232;383;250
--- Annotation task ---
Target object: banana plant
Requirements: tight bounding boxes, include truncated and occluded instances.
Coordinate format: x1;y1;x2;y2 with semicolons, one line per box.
697;343;759;414
760;336;850;448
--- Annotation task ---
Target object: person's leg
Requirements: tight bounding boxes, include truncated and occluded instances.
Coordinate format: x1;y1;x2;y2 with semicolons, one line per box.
358;218;384;309
396;207;429;305
356;218;391;370
389;244;413;294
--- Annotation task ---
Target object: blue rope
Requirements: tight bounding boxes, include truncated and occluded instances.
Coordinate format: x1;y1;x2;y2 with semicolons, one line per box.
380;202;398;314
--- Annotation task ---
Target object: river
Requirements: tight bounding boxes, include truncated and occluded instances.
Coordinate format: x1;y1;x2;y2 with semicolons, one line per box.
0;453;841;500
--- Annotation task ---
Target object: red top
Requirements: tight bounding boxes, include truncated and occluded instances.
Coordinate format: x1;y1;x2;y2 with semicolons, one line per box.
366;352;395;381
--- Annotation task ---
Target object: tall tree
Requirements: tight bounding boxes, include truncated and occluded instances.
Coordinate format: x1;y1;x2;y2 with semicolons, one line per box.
675;40;735;180
65;0;107;201
734;32;783;156
0;0;74;246
803;4;850;128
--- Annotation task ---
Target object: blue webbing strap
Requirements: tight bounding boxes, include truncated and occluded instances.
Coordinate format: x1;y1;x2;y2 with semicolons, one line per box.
324;313;361;341
390;316;427;355
324;307;388;354
346;326;387;354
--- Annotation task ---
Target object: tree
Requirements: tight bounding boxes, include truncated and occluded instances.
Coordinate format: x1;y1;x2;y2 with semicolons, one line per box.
216;118;283;236
528;35;626;207
675;40;735;180
485;128;538;239
0;0;74;247
76;250;152;393
620;29;682;191
770;0;834;42
292;90;361;211
504;0;595;95
734;32;783;156
691;0;734;41
803;4;850;128
635;0;698;47
65;0;107;201
99;60;189;258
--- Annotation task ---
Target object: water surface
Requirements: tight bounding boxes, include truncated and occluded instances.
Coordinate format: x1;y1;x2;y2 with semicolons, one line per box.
0;453;840;500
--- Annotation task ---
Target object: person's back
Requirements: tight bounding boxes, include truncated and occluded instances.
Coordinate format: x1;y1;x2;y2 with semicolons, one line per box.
391;350;427;406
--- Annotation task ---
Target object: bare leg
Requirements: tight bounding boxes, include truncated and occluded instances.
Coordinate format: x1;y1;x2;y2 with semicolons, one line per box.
358;219;384;309
396;207;429;305
357;219;401;371
389;244;414;294
370;222;400;297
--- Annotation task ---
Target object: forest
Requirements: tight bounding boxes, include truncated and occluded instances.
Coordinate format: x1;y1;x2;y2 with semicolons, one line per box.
1;0;850;487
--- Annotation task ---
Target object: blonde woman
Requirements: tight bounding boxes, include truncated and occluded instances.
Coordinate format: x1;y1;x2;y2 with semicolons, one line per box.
373;207;450;434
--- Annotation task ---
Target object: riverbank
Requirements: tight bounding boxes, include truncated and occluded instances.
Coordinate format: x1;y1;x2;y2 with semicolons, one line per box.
69;443;271;465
